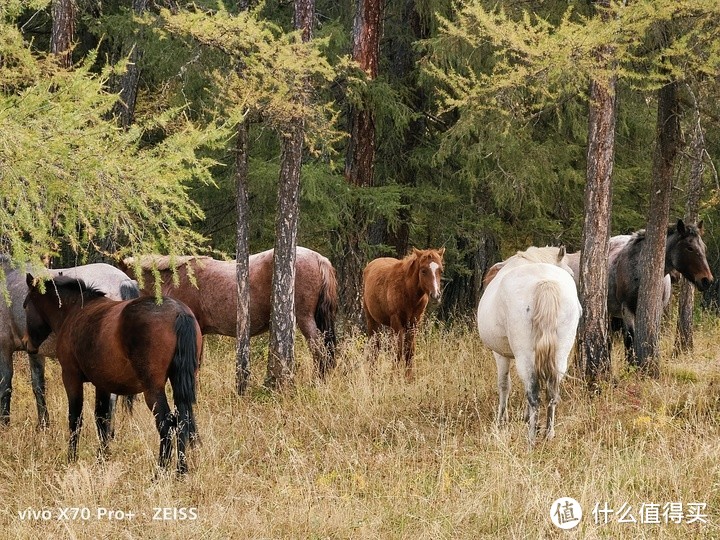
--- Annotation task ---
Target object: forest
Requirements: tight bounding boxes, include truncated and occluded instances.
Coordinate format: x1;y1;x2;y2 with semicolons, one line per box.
3;0;719;318
3;1;720;537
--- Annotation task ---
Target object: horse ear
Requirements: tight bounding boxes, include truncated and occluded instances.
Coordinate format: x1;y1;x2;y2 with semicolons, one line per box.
412;247;421;258
698;220;704;234
438;247;445;258
26;273;35;287
677;218;686;235
557;246;566;260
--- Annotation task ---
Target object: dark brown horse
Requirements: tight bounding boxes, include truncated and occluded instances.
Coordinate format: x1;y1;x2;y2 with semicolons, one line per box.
362;248;445;377
609;220;713;363
120;247;338;383
23;274;202;474
0;257;139;428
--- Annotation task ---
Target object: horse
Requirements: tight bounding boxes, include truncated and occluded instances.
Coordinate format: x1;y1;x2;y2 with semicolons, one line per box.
0;256;139;428
362;247;445;377
608;219;713;363
476;246;581;445
23;274;202;474
120;246;338;382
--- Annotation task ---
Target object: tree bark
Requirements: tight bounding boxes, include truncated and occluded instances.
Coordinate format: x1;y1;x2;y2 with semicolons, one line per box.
110;0;150;128
674;89;704;355
235;121;251;394
578;0;616;386
339;0;383;328
265;0;313;388
51;0;76;68
635;80;681;375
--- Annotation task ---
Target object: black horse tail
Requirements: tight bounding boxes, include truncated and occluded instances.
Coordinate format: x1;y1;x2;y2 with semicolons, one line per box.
315;257;338;376
120;279;140;300
119;280;141;413
169;312;199;406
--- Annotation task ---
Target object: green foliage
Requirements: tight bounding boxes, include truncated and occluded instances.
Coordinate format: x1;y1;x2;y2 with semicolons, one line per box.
0;18;224;264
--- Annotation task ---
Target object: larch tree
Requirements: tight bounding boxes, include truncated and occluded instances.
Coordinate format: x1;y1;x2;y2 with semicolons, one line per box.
265;0;316;388
634;77;681;375
51;0;76;68
577;0;616;385
674;87;706;354
339;0;384;328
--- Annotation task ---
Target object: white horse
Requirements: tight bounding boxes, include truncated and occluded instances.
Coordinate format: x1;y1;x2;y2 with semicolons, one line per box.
477;246;581;444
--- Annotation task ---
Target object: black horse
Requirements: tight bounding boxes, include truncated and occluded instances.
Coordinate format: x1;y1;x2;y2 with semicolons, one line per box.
608;219;713;363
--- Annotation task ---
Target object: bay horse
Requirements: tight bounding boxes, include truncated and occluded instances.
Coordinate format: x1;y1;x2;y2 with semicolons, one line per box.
477;246;581;445
608;219;713;363
0;257;139;428
120;246;338;382
23;274;202;473
362;247;445;377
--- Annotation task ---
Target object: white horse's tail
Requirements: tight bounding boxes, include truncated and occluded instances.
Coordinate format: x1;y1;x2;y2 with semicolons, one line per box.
532;280;562;391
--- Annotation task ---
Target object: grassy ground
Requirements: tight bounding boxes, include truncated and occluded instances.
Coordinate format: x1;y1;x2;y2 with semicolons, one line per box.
1;317;720;539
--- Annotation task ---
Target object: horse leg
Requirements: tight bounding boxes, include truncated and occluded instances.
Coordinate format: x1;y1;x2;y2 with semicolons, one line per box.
144;390;174;470
29;353;49;429
62;373;84;462
493;352;511;425
174;399;194;475
545;372;561;441
0;348;13;425
94;390;113;458
401;326;417;380
515;356;540;446
620;305;638;366
297;316;331;379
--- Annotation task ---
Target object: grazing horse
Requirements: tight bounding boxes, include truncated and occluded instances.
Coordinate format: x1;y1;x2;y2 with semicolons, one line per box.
120;247;338;383
477;246;581;444
608;220;713;363
362;247;445;377
23;274;201;473
0;256;139;428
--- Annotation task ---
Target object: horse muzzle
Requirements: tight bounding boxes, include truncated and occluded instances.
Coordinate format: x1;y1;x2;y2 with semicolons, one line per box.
697;276;714;292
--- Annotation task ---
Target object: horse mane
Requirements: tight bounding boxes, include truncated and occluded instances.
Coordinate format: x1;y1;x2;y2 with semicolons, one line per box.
49;274;106;300
124;255;213;271
512;246;564;265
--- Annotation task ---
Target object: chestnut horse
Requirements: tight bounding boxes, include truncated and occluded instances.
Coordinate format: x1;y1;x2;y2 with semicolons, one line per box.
0;257;139;428
477;246;581;444
120;247;338;383
362;247;445;377
23;274;202;474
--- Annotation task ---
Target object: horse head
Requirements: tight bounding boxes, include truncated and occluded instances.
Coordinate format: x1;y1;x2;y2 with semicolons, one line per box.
412;247;445;301
668;219;713;292
22;274;53;354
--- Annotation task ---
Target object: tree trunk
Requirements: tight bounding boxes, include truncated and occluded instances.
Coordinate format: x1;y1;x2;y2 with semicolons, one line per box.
635;80;681;375
235;121;251;394
109;0;149;128
674;88;704;355
577;0;616;387
51;0;76;68
339;0;383;329
265;0;313;388
233;0;252;395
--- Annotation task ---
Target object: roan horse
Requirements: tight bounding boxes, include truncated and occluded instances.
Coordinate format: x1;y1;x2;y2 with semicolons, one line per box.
0;256;139;428
477;246;581;444
23;274;202;473
362;247;445;377
608;219;713;363
120;246;338;384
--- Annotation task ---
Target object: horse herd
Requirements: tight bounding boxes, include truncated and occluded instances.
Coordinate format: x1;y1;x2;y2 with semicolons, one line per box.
0;219;713;473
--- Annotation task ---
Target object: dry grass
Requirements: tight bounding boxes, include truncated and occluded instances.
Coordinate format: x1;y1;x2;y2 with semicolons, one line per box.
1;319;720;539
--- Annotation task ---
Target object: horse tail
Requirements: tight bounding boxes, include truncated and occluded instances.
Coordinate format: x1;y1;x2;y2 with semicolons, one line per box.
314;257;338;374
169;312;199;406
532;280;561;393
